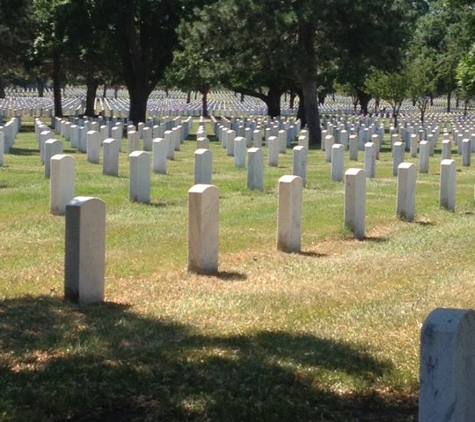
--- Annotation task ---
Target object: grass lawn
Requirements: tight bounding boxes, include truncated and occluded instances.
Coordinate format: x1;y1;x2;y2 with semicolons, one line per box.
1;117;475;421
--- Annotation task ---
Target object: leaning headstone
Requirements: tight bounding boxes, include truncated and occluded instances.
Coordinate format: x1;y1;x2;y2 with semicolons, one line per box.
331;144;345;182
397;162;416;222
277;175;303;253
292;146;307;187
247;147;264;191
152;138;167;174
419;308;475;422
50;154;75;215
188;184;219;274
344;168;366;239
103;138;120;176
129;151;150;203
440;159;456;211
64;196;105;305
194;148;212;184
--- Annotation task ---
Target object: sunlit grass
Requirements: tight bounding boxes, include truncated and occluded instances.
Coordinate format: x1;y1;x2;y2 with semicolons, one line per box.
1;117;475;421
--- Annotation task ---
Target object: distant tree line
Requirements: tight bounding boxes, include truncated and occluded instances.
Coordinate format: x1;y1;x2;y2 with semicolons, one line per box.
1;0;475;144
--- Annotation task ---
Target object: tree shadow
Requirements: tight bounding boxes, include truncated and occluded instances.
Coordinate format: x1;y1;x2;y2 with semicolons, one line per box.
8;147;40;156
0;295;414;422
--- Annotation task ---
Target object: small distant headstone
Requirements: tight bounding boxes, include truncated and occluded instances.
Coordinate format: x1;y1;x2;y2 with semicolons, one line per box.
349;134;358;161
462;139;471;167
143;127;152;151
194;148;212;184
364;142;376;178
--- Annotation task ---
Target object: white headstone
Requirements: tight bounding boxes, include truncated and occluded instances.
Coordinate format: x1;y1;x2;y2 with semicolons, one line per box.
397;162;416;222
103;138;120;176
50;154;75;215
419;308;475;422
247;148;264;191
440;159;456;211
194;148;212;184
129;151;150;203
344;168;366;239
277;175;303;253
64;196;105;305
188;184;219;274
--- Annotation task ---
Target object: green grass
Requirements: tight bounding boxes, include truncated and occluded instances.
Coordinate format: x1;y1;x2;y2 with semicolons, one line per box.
1;117;475;421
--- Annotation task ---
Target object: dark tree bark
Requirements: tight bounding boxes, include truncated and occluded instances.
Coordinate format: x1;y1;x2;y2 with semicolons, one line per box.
296;89;305;125
85;76;100;117
289;91;296;110
447;91;451;113
186;91;191;103
266;86;282;118
0;80;5;99
357;89;371;115
297;21;320;145
201;89;209;117
37;78;45;97
53;48;63;117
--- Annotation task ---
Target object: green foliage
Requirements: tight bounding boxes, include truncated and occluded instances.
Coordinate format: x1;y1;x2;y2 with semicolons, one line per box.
456;44;475;99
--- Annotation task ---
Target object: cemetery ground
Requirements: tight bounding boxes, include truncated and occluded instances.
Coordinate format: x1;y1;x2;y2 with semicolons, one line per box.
2;119;475;421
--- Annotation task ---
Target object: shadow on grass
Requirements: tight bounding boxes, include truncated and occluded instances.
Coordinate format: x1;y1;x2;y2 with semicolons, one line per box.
8;147;40;156
215;271;247;281
0;295;416;422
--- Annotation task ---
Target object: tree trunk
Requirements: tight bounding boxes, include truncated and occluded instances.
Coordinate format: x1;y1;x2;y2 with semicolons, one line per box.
447;91;451;113
0;80;5;99
290;91;296;110
85;76;99;117
266;86;282;118
37;78;45;97
357;89;371;115
201;90;208;117
296;90;305;125
128;85;150;126
300;77;320;145
186;91;191;103
102;84;107;99
53;48;63;117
